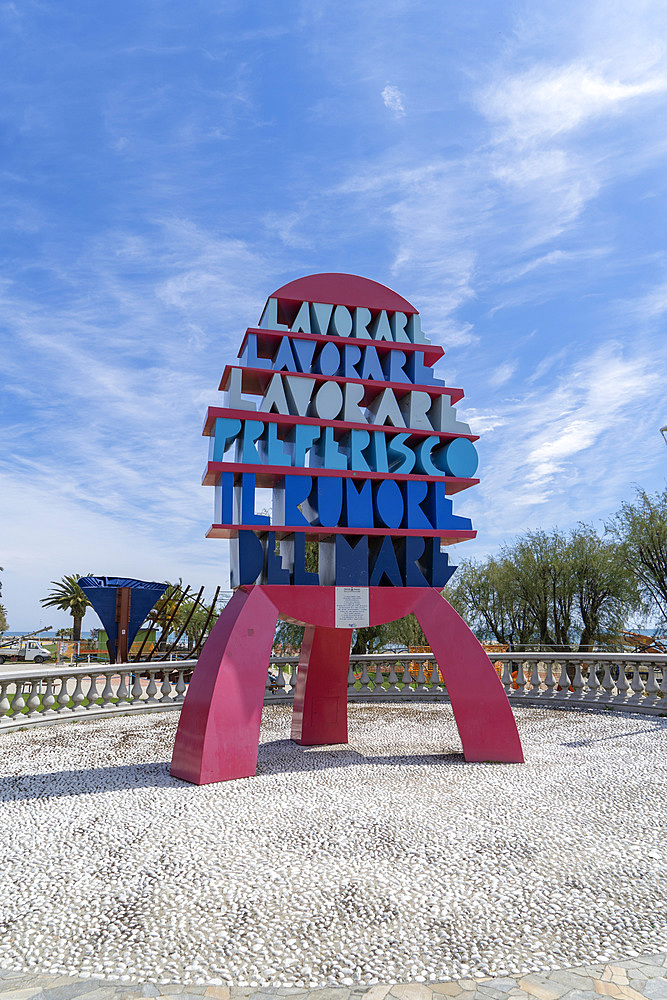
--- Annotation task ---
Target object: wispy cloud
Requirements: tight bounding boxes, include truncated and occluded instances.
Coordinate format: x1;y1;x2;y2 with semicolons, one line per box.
488;362;517;388
381;84;406;117
481;65;667;145
461;340;667;551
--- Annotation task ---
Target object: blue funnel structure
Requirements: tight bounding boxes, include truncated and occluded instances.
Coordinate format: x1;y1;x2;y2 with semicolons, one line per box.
78;577;167;663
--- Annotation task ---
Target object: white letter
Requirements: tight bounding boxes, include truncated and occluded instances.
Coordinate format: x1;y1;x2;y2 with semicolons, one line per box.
399;390;432;430
283;374;315;416
390;311;410;342
428;394;471;433
367;388;406;427
224;366;256;410
353;307;372;339
291;300;311;333
259;373;290;414
258;297;289;330
343;382;366;422
330;304;353;337
309;381;344;420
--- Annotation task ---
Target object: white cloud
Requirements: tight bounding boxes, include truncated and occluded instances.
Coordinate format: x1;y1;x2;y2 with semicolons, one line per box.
633;279;667;319
0;219;280;626
458;409;507;436
481;65;667;146
468;342;665;537
381;84;406;117
489;362;517;387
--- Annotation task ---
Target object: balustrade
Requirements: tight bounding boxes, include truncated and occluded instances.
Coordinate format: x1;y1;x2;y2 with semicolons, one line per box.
0;651;664;732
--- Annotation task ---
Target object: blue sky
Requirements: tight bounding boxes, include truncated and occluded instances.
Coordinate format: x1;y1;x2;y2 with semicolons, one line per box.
1;0;666;630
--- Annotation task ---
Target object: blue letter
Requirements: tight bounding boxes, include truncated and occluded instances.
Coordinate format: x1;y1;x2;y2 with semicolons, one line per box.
334;535;369;586
343;478;374;528
432;438;479;478
230;531;264;588
369;537;404;587
211;417;242;462
373;479;404;528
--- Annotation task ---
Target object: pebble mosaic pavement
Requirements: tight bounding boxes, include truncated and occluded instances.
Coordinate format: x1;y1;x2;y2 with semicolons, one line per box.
0;705;665;997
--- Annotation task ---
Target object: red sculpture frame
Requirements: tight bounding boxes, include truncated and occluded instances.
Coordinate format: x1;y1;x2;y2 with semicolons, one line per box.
170;585;524;784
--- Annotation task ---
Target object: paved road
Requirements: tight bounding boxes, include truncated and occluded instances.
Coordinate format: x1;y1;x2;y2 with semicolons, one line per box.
1;953;665;1000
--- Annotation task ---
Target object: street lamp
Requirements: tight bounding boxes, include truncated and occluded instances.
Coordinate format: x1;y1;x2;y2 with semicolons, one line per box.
662;424;667;445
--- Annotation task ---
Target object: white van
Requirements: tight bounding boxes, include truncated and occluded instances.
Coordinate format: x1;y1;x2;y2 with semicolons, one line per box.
0;640;52;664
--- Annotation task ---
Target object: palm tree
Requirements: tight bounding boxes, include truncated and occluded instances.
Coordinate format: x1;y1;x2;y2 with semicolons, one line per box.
41;574;91;641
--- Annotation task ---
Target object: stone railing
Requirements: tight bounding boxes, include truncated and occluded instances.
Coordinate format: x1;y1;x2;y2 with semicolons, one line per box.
0;650;664;732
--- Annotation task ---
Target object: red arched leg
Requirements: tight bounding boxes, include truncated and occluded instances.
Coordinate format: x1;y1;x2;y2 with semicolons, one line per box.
170;587;279;784
413;590;524;763
291;626;353;745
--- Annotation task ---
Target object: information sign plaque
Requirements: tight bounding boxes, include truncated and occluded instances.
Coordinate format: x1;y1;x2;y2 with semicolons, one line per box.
335;587;370;629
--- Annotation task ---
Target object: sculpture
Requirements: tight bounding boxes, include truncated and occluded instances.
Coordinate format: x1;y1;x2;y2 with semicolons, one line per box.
170;273;523;783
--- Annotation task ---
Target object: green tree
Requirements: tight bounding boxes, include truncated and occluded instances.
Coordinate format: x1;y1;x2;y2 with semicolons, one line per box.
608;485;667;626
41;574;91;641
569;525;640;650
384;613;427;650
56;627;73;639
445;525;639;651
445;557;535;647
145;580;184;636
502;530;575;648
176;591;229;650
0;603;7;635
351;622;394;655
142;584;228;654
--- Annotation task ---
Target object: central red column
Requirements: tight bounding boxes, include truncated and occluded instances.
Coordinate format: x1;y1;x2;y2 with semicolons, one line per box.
291;626;353;745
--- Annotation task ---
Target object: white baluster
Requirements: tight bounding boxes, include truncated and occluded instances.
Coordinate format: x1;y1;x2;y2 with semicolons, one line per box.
57;676;71;712
587;660;601;698
659;662;667;698
70;675;85;711
117;672;129;703
429;661;442;692
358;663;372;694
0;680;11;719
615;661;630;701
86;672;99;707
629;663;645;702
571;660;585;699
600;662;615;703
42;677;57;713
11;683;26;716
145;670;158;704
273;664;286;696
515;660;527;696
288;660;298;692
347;661;355;693
373;663;384;694
644;662;659;704
101;673;114;708
543;659;557;696
26;680;41;716
130;670;143;704
528;659;541;694
557;661;570;698
400;661;412;691
386;662;399;692
160;670;173;703
174;668;187;702
415;661;427;691
500;659;513;692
